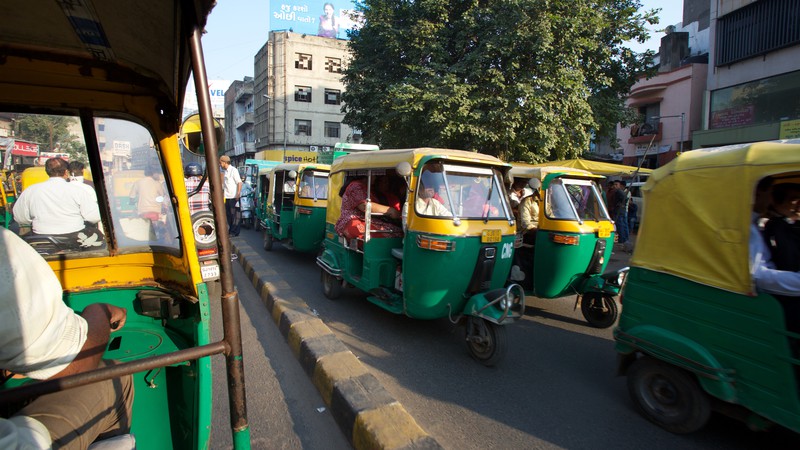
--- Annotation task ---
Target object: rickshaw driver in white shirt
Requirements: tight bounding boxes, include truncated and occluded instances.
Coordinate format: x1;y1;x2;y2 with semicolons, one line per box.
750;177;800;295
13;157;101;236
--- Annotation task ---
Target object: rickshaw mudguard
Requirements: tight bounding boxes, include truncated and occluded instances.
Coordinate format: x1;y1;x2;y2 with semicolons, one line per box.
464;285;524;325
614;324;737;402
317;246;342;278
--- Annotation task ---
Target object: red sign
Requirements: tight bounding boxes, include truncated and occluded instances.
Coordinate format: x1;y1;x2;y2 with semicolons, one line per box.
12;140;39;157
710;105;755;129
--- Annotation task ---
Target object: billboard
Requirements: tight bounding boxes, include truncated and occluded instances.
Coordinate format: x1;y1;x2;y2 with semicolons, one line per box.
270;1;362;40
182;79;232;120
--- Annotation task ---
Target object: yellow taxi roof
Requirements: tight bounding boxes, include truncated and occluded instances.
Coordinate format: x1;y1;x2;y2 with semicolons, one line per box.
631;139;800;295
271;163;330;174
522;158;652;177
510;164;600;180
330;148;508;173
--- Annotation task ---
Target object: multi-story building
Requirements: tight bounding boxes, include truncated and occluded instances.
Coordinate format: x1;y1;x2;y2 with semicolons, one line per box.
223;77;255;167
253;31;360;162
617;0;711;168
692;0;800;147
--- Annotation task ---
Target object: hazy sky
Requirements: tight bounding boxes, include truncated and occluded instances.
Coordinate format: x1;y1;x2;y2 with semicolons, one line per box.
200;1;684;82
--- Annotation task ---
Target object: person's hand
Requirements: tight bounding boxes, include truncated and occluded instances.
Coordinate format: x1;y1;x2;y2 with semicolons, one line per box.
106;305;127;331
387;208;401;220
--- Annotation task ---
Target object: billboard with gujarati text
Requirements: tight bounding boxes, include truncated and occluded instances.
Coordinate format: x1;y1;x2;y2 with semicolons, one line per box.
270;1;362;40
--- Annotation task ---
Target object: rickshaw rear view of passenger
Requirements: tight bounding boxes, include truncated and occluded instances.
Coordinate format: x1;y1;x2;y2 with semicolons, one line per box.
509;165;626;328
615;140;800;435
317;148;524;366
0;1;250;448
259;163;330;252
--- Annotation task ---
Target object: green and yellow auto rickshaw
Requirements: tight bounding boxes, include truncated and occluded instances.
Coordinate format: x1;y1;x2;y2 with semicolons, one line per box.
260;163;331;252
0;169;16;228
0;1;250;448
509;165;625;328
615;140;800;434
317;148;524;366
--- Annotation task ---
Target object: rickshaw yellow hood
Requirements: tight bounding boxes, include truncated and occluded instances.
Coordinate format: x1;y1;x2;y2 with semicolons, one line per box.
630;140;800;295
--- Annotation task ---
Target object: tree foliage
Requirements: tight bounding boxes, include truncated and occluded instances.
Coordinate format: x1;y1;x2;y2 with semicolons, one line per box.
342;0;658;162
15;114;88;163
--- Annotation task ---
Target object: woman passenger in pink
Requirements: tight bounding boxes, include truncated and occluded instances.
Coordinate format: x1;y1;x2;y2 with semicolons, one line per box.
335;176;403;240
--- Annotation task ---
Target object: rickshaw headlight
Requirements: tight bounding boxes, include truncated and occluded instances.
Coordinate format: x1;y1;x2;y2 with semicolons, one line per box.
498;291;514;311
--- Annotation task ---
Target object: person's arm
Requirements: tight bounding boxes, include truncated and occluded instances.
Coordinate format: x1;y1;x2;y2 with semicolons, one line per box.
50;303;127;379
12;192;32;226
520;198;535;231
358;201;400;219
79;189;102;224
750;223;800;296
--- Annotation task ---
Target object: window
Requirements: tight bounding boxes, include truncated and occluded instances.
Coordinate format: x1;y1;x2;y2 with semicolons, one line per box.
325;57;342;73
414;163;513;220
324;122;340;138
324;89;341;105
298;170;329;200
716;0;800;66
295;53;312;70
295;86;312;102
295;119;311;136
709;70;800;129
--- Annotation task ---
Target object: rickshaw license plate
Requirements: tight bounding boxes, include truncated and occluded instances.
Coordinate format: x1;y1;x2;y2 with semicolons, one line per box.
481;229;502;243
201;264;220;280
598;224;613;239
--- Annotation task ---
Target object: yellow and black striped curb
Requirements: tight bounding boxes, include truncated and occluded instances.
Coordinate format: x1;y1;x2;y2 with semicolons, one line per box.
232;239;443;450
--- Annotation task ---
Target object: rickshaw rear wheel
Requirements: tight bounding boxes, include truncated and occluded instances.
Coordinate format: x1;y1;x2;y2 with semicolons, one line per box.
321;270;342;299
465;317;507;367
627;356;711;434
580;293;618;328
263;230;273;251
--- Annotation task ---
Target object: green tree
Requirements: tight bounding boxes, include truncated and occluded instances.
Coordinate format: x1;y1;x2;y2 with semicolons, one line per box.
342;0;658;162
15;114;75;152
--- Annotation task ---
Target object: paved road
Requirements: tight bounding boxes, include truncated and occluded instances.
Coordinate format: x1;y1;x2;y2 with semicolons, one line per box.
208;263;351;449
234;228;800;449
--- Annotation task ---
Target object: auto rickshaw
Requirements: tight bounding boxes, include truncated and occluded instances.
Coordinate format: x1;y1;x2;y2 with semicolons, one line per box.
615;140;800;434
0;2;250;449
259;163;331;252
509;165;626;328
317;148;525;366
0;169;16;228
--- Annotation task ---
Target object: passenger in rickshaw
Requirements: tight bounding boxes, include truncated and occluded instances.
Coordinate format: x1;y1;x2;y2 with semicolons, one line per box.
415;171;451;217
519;183;541;245
335;175;403;240
0;227;133;449
68;161;95;190
763;183;800;272
13;157;103;246
463;178;500;217
750;178;800;339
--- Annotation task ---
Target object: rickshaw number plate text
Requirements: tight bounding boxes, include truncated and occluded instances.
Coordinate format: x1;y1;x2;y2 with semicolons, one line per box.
597;224;613;238
201;264;220;280
481;229;501;243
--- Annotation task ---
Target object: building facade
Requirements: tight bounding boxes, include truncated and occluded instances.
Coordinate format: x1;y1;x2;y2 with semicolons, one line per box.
692;0;800;147
223;77;255;167
253;31;360;162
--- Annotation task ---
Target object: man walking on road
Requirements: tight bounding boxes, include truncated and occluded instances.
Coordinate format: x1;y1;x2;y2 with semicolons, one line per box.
219;155;242;237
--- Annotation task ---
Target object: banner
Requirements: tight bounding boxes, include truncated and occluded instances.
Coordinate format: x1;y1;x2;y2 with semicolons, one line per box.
270;1;363;40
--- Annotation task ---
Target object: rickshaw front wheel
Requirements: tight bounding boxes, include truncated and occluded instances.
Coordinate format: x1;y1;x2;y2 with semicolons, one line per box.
263;230;273;251
465;317;507;367
627;356;711;434
321;270;342;299
580;293;618;329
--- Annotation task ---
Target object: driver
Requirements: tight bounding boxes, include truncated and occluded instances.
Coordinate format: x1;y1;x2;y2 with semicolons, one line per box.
415;171;451;217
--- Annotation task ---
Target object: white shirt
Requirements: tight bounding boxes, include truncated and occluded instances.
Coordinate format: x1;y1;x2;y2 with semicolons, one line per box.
415;196;452;217
749;213;800;295
222;165;242;199
13;177;101;234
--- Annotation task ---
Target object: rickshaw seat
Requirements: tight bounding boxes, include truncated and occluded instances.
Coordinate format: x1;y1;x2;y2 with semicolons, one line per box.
391;248;403;260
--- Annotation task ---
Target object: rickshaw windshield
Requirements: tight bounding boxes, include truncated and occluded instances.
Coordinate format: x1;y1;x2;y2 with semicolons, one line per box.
546;178;609;222
299;170;329;200
7;112;180;258
416;163;512;220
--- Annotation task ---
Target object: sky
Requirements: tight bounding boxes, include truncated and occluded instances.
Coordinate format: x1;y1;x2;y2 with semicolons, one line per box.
199;1;684;82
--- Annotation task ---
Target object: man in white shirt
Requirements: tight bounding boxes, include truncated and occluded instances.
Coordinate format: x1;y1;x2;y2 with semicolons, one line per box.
0;227;132;449
219;155;242;237
13;158;102;246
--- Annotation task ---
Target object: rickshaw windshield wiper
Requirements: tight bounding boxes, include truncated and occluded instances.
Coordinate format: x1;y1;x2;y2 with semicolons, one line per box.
483;177;495;224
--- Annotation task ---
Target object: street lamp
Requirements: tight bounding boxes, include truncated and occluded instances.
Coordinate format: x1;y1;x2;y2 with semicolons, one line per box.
651;113;685;154
264;94;288;159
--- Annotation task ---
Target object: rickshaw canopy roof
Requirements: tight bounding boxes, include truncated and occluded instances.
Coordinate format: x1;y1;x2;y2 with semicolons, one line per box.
520;159;651;177
270;163;330;174
2;0;215;120
631;140;800;295
509;164;601;181
330;148;509;173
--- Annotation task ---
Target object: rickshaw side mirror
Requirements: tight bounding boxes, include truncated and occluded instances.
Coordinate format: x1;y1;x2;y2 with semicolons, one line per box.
288;170;298;180
179;113;224;156
395;162;412;177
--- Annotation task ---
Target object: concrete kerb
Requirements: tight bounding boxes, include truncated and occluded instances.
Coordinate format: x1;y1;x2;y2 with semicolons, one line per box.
231;239;442;450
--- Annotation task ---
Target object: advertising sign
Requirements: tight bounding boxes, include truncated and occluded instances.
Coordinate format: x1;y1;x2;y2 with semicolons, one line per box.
182;79;232;119
262;149;318;163
270;1;362;40
780;119;800;139
12;140;38;157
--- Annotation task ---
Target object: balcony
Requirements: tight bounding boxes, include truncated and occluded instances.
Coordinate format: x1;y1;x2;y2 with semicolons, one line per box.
628;122;662;144
235;85;253;103
234;112;254;130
